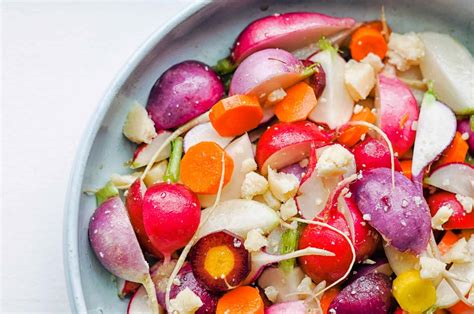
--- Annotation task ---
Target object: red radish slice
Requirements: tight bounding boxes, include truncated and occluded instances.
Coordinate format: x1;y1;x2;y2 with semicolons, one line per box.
231;12;356;63
307;43;354;129
229;48;305;100
131;131;172;169
428;191;474;229
256;121;333;175
411;92;457;182
375;73;419;156
425;162;474;197
127;286;164;314
183;122;233;152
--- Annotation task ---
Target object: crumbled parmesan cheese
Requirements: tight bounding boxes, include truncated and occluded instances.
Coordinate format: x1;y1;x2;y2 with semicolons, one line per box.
169;287;203;314
280;198;298;220
241;158;258;173
316;144;356;178
299;158;309;168
443;238;471;263
353;104;364;114
456;194;474;214
297;276;316;294
431;205;453;230
110;172;142;189
244;229;268;252
241;171;268;199
266;88;287;105
344;60;376;101
387;32;425;71
361;52;385;73
264;286;279;303
262;190;281;210
420;256;446;279
268;167;299;202
362;214;372;221
122;103;157;144
461;132;470;141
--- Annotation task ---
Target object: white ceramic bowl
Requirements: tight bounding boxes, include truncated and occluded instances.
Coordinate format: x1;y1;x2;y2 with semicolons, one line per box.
64;0;473;312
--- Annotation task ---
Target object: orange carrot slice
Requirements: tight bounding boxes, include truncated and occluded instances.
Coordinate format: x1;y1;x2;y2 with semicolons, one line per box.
210;94;263;136
274;82;317;122
438;230;460;255
435;132;469;167
180;141;233;194
320;287;340;314
216;286;264;314
337;107;376;147
350;26;388;61
400;160;413;180
449;299;474;314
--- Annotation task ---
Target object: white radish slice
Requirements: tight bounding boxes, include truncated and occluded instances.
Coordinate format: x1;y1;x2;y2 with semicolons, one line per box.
425;163;474;197
308;47;354;129
436;262;474;308
183;122;233;152
411;92;456;180
419;32;474;115
257;267;305;303
198;133;254;207
128;286;164;314
383;243;420;276
131;131;172;169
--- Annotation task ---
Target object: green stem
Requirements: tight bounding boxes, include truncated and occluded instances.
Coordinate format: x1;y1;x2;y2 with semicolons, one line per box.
163;137;183;183
95;181;119;206
279;226;300;273
213;57;237;75
470;115;474;132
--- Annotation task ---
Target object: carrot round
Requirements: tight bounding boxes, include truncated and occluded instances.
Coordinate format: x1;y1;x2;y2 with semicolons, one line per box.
210;94;263;137
180;141;234;194
337;107;376;147
320;287;340;314
350;26;388;61
216;286;264;314
399;160;413;180
438;231;460;255
435;131;469;167
274;82;317;122
448;300;472;314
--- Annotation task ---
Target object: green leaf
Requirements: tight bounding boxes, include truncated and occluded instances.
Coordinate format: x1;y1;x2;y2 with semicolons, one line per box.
213;57;237;75
163;137;183;183
279;226;300;273
318;37;338;54
470;115;474;132
95;181;119;206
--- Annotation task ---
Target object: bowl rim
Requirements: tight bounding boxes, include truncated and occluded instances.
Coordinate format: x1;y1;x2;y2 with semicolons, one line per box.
62;1;210;312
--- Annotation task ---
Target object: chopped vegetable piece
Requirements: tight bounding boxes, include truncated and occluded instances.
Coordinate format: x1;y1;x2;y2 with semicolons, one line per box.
435;132;469;167
210;94;263;137
122;103;157;144
448;299;474;314
393;270;436;313
428;192;474;230
274;82;317;122
350;26;388;61
214;57;237;75
95;181;119;206
320;287;340;314
216;286;264;314
163;137;183;183
279;227;300;273
399;160;412;180
438;231;461;255
180;142;234;194
337;107;376;147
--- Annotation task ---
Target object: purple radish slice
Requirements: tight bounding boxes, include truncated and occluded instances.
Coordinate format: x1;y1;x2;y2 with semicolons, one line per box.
146;61;224;131
328;272;392;314
257;266;305;303
425;162;474;197
352;168;431;254
130;131;172;169
183;122;233;152
88;197;159;313
231;12;356;64
411;90;456;184
127;286;164;314
264;300;309;314
457;118;474;154
229;48;306;101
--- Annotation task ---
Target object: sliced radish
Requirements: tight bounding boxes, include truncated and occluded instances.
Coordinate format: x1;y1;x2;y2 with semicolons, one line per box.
257;266;305;303
425;163;474;197
308;44;354;129
131;131;172;169
411;92;457;181
436;262;474;308
128;286;164;314
198;133;255;207
231;12;355;63
183;122;233;152
383;243;419;276
265;300;309;314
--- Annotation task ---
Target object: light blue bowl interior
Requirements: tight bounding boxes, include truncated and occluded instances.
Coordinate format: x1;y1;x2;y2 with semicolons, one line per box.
64;0;473;312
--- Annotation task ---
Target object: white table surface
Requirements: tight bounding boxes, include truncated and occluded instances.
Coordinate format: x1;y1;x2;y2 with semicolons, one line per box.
1;1;194;312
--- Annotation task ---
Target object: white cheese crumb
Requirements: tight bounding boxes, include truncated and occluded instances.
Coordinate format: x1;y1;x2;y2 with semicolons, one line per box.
420;256;446;280
362;214;372;221
344;60;376;101
262;190;282;210
241;158;258;173
169;287;203;314
431;205;453;230
316;144;356;178
362;259;376;265
244;229;268;252
241;171;268;200
268;167;299;202
361;52;384;73
110;172;142;189
297;276;316;294
353;104;364;114
264;286;279;303
143;160;168;186
122;103;157;144
443;238;471;263
299;158;309;168
280;198;298;220
461;132;470;141
456;194;474;214
266;88;287;105
387;32;425;71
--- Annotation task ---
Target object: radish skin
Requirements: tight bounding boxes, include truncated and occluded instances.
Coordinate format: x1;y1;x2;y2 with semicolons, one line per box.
425;162;474;197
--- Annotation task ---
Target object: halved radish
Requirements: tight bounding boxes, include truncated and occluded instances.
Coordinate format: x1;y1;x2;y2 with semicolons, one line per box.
127;286;164;314
183;122;233;152
308;41;354;129
229;48;305;100
231;12;356;63
130;131;172;169
256;121;333;175
375;73;419;156
411;92;457;182
425;162;474;197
